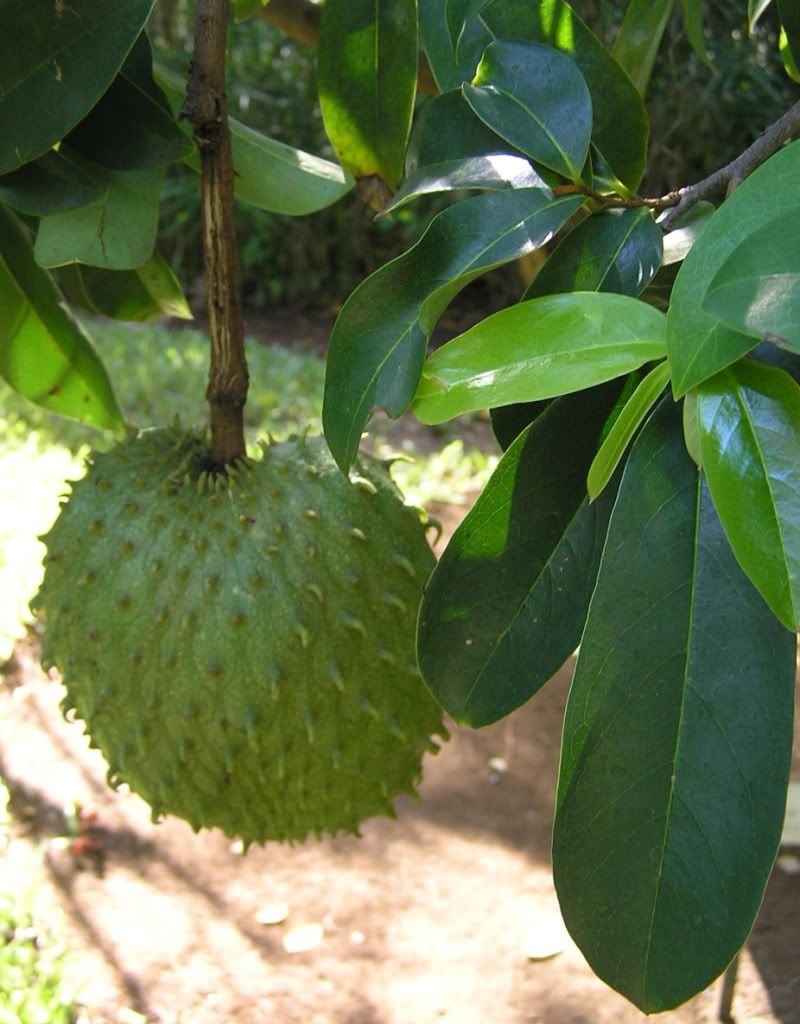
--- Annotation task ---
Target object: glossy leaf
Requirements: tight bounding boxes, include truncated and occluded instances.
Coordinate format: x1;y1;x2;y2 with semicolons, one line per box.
382;154;544;215
413;292;667;425
446;0;492;47
34;162;162;271
0;151;101;215
463;40;592;181
661;202;715;266
702;212;800;352
59;251;192;322
678;0;708;64
406;90;515;175
553;399;796;1013
0;205;124;430
611;0;676;96
418;383;624;727
697;359;800;630
156;64;355;216
667;140;800;396
0;0;154;174
420;1;492;91
781;26;800;82
318;0;417;190
480;1;649;189
323;187;583;472
587;361;670;499
525;208;662;301
749;0;774;31
64;33;191;170
490;400;551;451
682;390;702;466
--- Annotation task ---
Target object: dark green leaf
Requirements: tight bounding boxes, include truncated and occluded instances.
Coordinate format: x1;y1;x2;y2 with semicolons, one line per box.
233;0;267;19
155;63;354;216
34;160;162;271
524;208;662;301
703;211;800;352
781;25;800;82
0;151;101;215
64;33;191;170
323;187;583;472
446;0;492;48
480;0;649;189
463;40;592;181
319;0;417;190
382;154;545;215
697;359;800;630
0;0;155;174
751;340;800;385
59;251;192;322
420;1;492;92
0;205;124;430
678;0;709;64
553;400;796;1012
490;400;551;450
667;140;800;396
749;0;774;31
413;292;667;424
418;382;624;726
405;90;516;175
587;360;671;499
611;0;676;96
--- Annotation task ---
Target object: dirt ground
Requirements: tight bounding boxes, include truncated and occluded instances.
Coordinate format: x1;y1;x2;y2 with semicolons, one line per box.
1;495;798;1024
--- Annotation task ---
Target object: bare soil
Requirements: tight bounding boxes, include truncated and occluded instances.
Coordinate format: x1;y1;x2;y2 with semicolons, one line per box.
1;505;798;1024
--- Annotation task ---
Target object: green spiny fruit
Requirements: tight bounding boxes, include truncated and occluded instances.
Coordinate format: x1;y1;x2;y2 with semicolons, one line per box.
33;427;446;844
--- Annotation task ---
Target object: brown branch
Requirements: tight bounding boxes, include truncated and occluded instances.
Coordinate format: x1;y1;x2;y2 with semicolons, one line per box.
256;0;439;95
659;99;800;229
556;100;800;229
182;0;249;467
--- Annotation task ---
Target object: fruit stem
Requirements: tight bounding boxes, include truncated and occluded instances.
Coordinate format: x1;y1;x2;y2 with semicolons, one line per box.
182;0;249;466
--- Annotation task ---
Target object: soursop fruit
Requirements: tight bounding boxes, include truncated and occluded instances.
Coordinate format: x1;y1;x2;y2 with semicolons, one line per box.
33;427;446;843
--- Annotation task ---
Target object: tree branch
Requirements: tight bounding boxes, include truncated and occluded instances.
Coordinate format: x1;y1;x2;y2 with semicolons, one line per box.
256;0;439;95
555;99;800;230
182;0;249;466
659;99;800;229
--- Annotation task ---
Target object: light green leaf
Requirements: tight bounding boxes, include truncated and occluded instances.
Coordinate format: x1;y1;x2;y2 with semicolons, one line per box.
382;154;544;215
463;40;592;181
319;0;418;190
0;0;155;174
60;251;192;322
749;0;775;32
778;0;800;81
413;292;667;424
587;360;671;499
661;202;715;266
234;0;268;20
34;160;162;271
682;390;702;465
612;0;676;96
480;0;649;189
697;359;800;630
703;212;800;352
155;63;355;215
0;204;124;430
323;187;583;472
554;399;796;1013
667;140;800;396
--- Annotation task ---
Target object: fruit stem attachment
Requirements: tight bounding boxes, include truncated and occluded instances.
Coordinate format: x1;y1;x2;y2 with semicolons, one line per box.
182;0;249;466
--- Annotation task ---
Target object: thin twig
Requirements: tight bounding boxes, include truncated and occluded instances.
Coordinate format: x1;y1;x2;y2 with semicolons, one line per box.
182;0;249;466
556;99;800;229
659;98;800;229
